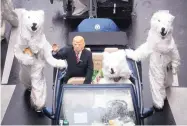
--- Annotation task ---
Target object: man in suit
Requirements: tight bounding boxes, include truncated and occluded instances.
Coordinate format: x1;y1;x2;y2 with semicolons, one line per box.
52;36;93;84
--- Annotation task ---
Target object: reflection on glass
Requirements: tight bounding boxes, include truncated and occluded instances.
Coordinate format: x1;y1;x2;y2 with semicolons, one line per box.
60;88;136;126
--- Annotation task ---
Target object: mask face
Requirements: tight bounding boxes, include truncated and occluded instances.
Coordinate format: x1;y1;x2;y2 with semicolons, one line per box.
23;10;44;33
102;50;131;79
72;36;85;53
150;10;175;38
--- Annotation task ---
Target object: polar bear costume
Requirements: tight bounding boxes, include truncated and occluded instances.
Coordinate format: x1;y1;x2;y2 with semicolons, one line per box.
99;50;132;84
97;50;134;118
14;9;67;111
126;10;180;109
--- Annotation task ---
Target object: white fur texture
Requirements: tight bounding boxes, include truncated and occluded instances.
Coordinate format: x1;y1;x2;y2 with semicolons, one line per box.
14;9;67;111
1;0;19;41
99;50;132;84
126;10;180;109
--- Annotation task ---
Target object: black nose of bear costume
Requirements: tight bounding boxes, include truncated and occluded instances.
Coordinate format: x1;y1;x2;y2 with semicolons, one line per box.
33;23;37;27
161;27;167;36
110;68;115;74
31;23;37;31
161;27;165;32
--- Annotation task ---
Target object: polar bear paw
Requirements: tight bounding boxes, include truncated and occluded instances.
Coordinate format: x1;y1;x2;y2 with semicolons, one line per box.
124;71;132;79
172;66;178;74
168;63;178;74
56;60;67;69
125;49;138;61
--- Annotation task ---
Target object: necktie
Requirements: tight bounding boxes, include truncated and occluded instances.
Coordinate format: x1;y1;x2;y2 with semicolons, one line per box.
76;53;79;63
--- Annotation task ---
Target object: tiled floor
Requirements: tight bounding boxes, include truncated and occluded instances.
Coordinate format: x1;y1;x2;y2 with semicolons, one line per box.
0;85;16;122
166;87;187;125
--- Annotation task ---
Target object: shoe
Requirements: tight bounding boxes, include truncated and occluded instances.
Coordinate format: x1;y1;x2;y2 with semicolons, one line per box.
34;107;43;113
36;111;45;117
36;110;42;113
153;106;164;112
34;108;45;117
141;107;154;118
23;89;31;108
26;88;31;92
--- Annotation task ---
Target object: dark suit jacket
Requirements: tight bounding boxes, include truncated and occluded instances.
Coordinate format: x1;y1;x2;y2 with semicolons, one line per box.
52;46;93;84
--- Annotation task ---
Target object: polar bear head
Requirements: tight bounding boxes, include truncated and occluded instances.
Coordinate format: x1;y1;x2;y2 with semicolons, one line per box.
102;50;132;81
150;10;175;38
20;9;45;53
21;9;44;34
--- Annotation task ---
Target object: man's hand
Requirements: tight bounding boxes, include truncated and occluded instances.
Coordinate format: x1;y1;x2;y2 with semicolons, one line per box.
52;44;59;52
23;48;33;57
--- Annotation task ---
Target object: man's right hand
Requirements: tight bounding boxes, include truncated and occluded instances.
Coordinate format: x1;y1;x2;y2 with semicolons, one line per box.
52;44;59;52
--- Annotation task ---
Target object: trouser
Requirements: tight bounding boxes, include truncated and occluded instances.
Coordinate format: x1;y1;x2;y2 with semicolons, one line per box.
149;54;169;109
20;64;47;111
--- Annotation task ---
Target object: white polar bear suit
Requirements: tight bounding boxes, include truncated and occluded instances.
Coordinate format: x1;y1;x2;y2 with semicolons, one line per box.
98;50;134;114
99;50;132;84
14;9;67;111
126;10;180;109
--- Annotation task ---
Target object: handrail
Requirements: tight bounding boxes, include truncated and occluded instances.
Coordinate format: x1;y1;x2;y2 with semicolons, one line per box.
52;68;59;115
135;61;144;122
52;68;67;116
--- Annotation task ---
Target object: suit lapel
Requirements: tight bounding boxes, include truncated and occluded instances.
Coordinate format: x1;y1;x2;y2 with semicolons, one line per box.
80;49;85;61
71;48;78;63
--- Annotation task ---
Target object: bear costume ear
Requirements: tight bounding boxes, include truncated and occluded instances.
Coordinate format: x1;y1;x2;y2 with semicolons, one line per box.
152;10;170;17
20;8;27;17
103;51;110;60
170;14;175;22
21;8;27;14
116;49;126;56
38;10;45;17
158;10;170;13
116;49;126;60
